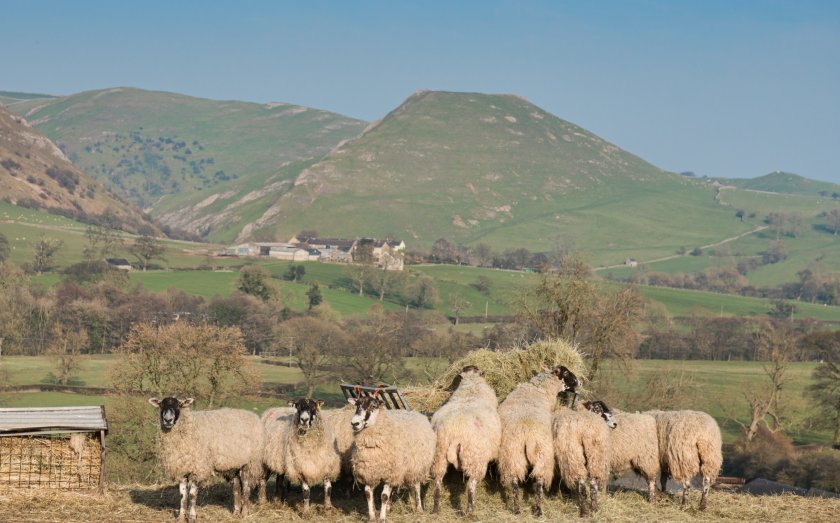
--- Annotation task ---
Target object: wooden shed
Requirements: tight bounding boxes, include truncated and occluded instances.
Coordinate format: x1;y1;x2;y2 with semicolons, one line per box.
0;406;108;493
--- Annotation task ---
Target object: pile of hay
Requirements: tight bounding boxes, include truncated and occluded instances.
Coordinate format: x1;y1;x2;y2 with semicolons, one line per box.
403;339;587;413
0;434;101;489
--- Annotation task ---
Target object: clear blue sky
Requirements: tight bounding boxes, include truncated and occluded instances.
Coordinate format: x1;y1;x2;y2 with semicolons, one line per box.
3;0;839;183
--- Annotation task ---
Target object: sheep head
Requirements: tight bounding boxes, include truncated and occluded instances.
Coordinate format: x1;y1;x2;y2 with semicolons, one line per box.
348;395;384;432
148;396;194;431
289;397;324;432
583;400;617;429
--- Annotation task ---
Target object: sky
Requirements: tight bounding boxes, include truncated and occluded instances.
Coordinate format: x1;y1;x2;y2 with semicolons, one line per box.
3;0;839;183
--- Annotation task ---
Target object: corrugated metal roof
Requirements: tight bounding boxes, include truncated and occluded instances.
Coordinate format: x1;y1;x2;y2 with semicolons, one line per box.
0;406;108;434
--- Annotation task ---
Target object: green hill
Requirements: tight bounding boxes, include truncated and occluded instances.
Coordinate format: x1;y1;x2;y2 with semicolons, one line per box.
249;90;751;265
8;87;367;242
0;105;159;234
718;171;840;197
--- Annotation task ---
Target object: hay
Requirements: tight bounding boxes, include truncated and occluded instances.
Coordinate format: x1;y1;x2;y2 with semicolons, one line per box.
0;434;101;489
404;339;588;412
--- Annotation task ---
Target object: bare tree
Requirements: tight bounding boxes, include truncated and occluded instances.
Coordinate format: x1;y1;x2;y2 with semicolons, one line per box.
450;293;471;325
731;321;799;444
47;324;87;386
277;316;345;397
516;253;642;380
83;225;123;262
826;209;840;236
32;237;63;274
129;234;166;270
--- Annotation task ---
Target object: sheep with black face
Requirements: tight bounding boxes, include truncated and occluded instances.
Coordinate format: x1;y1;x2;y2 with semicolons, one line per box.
283;398;341;515
349;394;435;523
148;397;264;522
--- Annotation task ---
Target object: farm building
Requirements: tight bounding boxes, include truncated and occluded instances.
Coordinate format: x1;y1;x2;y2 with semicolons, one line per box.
0;406;108;493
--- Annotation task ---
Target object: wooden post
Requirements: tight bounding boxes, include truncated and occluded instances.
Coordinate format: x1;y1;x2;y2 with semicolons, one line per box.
98;405;107;495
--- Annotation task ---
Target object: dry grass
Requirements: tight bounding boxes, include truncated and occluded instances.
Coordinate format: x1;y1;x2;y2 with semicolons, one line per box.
404;339;587;412
3;474;839;523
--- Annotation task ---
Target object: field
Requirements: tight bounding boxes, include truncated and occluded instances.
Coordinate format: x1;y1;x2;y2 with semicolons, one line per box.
0;356;831;446
3;479;839;523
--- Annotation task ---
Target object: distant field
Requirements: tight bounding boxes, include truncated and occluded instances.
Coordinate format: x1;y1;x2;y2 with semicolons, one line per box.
1;356;830;446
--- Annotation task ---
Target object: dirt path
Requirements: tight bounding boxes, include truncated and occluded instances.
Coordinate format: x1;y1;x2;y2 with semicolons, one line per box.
595;225;768;271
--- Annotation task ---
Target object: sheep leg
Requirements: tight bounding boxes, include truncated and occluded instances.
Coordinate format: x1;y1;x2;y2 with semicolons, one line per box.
364;485;376;523
379;483;392;523
432;477;442;514
648;478;657;503
577;480;590;517
302;482;311;514
414;482;423;512
534;478;544;517
699;476;711;511
466;476;478;516
178;478;188;522
240;470;251;517
589;477;599;514
511;480;521;514
324;479;333;510
258;471;268;505
276;474;288;505
659;469;670;493
188;480;198;523
232;475;242;515
680;483;689;506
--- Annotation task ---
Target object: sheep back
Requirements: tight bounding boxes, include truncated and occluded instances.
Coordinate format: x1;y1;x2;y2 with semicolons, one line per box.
352;409;435;488
322;406;356;472
646;410;722;484
496;376;563;485
262;406;295;475
609;411;660;481
431;374;501;480
552;409;610;489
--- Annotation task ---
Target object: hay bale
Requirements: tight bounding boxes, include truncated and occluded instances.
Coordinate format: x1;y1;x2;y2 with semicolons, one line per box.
405;339;587;413
0;434;101;489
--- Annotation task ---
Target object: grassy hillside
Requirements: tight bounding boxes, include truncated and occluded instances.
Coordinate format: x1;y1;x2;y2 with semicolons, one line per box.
0;105;158;234
601;187;840;285
8;87;367;242
250;91;753;265
718;171;840;197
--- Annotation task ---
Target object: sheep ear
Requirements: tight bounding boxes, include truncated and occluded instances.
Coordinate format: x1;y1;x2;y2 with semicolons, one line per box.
315;400;324;409
347;398;357;406
179;398;194;408
148;398;161;408
288;400;296;407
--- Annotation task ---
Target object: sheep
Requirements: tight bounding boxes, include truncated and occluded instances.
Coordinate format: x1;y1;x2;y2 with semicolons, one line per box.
430;365;501;516
552;403;612;516
583;401;660;503
321;404;357;474
284;398;342;515
348;394;436;523
258;406;295;504
645;409;723;510
148;397;264;523
496;365;580;516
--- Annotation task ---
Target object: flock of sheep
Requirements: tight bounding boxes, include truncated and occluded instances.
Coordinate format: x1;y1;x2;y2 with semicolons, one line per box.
147;364;722;522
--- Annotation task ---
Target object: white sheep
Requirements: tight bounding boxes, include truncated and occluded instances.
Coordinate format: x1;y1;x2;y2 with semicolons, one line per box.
645;409;723;510
586;401;659;503
284;398;342;515
322;404;357;474
430;365;501;516
258;406;295;504
552;404;611;516
148;397;264;522
496;365;580;516
349;395;436;523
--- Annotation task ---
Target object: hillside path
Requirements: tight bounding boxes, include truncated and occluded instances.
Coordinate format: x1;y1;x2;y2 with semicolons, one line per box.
594;225;768;271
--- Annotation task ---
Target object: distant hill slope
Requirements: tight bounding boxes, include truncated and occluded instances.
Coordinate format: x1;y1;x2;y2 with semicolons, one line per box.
248;90;748;263
8;87;368;241
0;105;159;234
717;171;840;197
